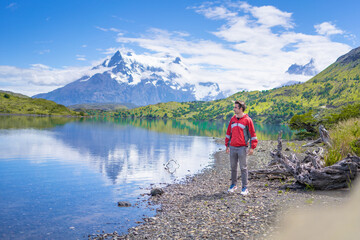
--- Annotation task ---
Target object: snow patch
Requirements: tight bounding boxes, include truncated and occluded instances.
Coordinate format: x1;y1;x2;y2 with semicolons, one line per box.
110;72;128;84
194;83;220;100
79;77;90;82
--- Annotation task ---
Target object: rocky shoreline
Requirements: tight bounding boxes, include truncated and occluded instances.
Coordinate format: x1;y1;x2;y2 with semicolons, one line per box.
90;139;350;239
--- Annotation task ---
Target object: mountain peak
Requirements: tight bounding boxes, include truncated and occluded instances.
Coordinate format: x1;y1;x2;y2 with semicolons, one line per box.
173;57;181;64
286;58;318;76
107;50;124;67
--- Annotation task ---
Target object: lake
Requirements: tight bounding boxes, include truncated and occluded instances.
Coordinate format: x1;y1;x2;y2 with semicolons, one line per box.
0;116;294;239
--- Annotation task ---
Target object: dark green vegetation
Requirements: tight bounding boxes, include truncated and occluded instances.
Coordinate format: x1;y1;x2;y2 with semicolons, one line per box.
0;90;81;116
290;103;360;138
114;47;360;124
289;103;360;166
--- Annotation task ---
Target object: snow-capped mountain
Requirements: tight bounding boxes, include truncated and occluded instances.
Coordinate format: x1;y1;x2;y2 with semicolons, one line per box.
33;51;225;106
286;58;318;76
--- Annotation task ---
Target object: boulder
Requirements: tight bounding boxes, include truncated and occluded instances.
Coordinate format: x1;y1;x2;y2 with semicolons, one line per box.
150;188;164;196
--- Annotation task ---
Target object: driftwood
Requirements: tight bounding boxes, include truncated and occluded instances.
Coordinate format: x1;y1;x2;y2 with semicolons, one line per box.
249;166;292;181
270;131;360;190
302;125;332;147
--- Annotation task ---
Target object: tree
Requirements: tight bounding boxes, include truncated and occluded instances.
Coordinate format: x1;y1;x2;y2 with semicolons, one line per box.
289;111;319;139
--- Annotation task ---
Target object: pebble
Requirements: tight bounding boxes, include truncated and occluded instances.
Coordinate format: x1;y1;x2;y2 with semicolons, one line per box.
90;140;349;240
117;201;131;207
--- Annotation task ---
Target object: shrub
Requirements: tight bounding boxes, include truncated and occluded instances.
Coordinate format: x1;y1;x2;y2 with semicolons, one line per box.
324;118;360;166
324;103;360;126
350;139;360;156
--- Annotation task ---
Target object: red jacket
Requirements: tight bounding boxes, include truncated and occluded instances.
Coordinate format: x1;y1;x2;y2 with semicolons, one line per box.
225;114;258;149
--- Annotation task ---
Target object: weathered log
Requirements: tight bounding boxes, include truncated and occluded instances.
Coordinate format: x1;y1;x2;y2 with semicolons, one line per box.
249;167;292;180
302;138;322;147
319;125;332;147
302;150;324;169
302;125;332;147
268;131;284;166
271;132;359;190
251;125;359;189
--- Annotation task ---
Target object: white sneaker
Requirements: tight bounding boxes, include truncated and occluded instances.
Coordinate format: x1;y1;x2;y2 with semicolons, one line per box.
241;187;249;196
228;184;237;193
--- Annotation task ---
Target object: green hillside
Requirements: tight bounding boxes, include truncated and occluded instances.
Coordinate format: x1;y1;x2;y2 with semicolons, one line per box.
114;47;360;124
0;90;81;116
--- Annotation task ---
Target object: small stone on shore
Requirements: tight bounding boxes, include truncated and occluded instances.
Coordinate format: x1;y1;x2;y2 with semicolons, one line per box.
150;188;164;196
117;201;131;207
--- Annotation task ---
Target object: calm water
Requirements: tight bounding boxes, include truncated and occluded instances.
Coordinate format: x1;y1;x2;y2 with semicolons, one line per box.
0;116;294;239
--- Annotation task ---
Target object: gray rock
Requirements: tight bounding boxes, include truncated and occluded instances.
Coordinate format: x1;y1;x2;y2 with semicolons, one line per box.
117;201;131;207
150;188;164;196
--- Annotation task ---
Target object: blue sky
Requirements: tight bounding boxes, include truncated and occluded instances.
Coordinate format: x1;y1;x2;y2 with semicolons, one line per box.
1;0;359;96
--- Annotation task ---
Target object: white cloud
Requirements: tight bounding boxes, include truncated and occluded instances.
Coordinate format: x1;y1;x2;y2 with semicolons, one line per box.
0;1;353;97
0;64;105;96
193;4;237;20
95;26;108;32
36;49;50;55
6;2;17;9
76;54;86;61
249;5;294;29
315;22;344;36
112;15;134;23
173;31;190;37
109;27;120;32
115;1;351;94
95;26;121;32
99;47;120;55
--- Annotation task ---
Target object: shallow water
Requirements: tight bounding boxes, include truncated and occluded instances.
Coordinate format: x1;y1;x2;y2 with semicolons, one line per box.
0;116;294;239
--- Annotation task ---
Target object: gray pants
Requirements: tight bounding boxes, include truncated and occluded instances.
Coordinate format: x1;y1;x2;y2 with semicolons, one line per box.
230;146;248;188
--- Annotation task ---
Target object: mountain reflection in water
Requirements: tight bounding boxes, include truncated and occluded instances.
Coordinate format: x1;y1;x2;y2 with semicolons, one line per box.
0;117;220;239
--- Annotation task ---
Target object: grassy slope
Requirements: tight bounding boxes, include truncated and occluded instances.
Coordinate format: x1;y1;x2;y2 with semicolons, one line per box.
0;91;80;116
